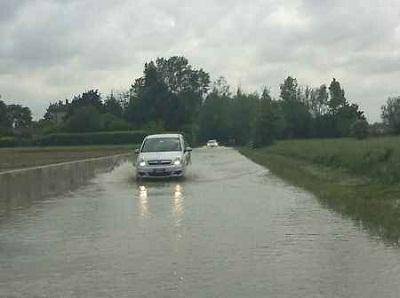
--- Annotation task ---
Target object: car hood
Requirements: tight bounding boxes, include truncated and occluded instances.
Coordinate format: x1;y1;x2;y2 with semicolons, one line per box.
138;151;183;161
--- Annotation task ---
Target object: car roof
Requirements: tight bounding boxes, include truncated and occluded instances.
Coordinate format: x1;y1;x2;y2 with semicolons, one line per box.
208;139;217;142
146;134;182;139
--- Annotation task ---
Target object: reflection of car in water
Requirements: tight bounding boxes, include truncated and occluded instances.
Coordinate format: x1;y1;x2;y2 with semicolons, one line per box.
136;184;184;218
207;139;219;147
135;134;192;180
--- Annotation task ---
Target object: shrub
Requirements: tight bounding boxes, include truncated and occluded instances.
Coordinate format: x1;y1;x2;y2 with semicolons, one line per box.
0;137;17;147
63;106;104;132
369;122;387;137
102;114;130;131
351;119;369;139
0;137;32;147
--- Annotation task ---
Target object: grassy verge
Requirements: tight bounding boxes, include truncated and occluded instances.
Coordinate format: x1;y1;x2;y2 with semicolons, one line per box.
0;145;136;172
240;138;400;244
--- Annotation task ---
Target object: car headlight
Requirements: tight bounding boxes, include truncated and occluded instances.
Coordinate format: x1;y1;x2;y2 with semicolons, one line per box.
139;160;146;167
173;158;182;166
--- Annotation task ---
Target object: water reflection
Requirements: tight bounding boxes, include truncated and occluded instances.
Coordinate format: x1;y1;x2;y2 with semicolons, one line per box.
135;183;185;222
173;184;184;224
138;185;149;217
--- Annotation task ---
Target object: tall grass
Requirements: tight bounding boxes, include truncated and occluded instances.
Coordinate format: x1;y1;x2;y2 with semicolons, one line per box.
261;137;400;183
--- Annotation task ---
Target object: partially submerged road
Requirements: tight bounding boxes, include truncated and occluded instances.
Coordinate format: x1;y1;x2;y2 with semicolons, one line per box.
1;148;400;297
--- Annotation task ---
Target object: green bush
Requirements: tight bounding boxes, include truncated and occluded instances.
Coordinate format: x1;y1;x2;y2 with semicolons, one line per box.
34;131;149;146
351;119;369;139
0;137;17;147
102;115;130;131
63;106;104;132
0;137;32;147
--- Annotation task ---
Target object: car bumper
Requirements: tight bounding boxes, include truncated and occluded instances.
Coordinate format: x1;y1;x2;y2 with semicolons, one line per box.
136;165;185;179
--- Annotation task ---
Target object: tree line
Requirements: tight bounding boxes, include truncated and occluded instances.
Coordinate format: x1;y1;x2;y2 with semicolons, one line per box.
1;55;400;146
0;97;32;137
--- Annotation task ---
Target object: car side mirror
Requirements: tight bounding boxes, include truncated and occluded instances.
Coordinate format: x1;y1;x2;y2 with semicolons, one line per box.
134;148;140;154
185;147;192;152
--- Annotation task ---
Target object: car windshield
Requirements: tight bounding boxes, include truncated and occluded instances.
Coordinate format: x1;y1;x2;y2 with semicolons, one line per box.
141;137;181;152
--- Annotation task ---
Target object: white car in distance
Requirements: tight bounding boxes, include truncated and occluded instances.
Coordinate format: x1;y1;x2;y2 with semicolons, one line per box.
135;134;192;180
206;139;219;148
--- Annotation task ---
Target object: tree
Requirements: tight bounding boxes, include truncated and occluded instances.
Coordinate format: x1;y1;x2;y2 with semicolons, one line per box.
280;76;298;102
261;87;272;102
132;61;170;127
155;57;210;129
324;78;365;137
128;56;210;130
101;113;130;131
198;92;232;143
44;100;68;125
117;91;130;114
7;104;32;129
212;76;231;97
253;100;285;147
67;89;103;117
351;119;369;139
124;94;142;127
155;56;210;97
0;99;11;135
279;76;312;138
382;96;400;133
34;119;58;135
104;92;123;118
229;90;258;145
328;78;346;114
310;84;328;117
369;122;387;137
335;102;365;136
63;106;104;132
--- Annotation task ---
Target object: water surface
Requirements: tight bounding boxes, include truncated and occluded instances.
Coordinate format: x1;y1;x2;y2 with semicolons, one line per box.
1;148;400;297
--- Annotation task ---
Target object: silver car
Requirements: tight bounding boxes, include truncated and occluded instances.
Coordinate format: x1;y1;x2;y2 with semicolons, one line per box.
135;134;192;179
207;139;219;147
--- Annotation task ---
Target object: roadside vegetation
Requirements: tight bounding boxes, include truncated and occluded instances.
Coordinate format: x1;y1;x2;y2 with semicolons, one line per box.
257;137;400;183
240;137;400;244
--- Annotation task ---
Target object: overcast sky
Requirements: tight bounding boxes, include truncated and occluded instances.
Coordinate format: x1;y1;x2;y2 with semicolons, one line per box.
0;0;399;121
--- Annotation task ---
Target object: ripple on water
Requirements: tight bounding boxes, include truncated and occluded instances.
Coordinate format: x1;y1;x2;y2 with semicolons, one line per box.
1;149;400;297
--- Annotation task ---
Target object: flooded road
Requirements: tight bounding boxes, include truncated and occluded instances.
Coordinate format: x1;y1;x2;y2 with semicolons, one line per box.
1;147;400;297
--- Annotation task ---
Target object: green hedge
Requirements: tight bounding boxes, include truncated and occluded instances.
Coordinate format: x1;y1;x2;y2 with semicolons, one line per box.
0;137;18;147
0;131;193;147
34;131;149;146
0;137;33;147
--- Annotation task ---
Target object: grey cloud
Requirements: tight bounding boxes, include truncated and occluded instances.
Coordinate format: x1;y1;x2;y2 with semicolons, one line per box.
0;0;29;23
0;0;399;121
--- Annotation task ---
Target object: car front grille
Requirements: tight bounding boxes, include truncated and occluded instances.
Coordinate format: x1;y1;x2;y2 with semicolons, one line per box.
147;160;172;166
149;171;171;177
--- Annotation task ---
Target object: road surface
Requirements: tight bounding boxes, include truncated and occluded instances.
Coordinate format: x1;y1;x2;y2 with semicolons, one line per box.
1;147;400;297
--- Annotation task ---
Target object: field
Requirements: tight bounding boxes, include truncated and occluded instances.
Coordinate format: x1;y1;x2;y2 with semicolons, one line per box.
256;137;400;183
240;136;400;244
0;145;135;172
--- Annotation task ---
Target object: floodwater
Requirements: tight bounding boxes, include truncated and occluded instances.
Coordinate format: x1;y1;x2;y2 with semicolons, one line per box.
1;148;400;297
